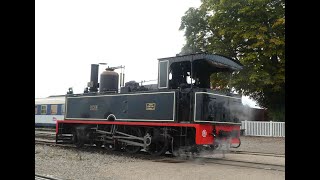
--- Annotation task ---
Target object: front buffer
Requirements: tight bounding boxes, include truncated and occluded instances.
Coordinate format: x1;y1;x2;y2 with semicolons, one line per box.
195;124;241;148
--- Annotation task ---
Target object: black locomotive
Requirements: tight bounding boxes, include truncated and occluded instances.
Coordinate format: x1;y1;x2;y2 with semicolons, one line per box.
56;53;243;155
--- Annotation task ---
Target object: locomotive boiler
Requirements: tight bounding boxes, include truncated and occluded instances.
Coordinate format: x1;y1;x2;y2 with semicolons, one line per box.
56;53;243;155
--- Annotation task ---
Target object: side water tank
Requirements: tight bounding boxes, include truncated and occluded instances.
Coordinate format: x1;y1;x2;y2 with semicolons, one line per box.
99;68;119;92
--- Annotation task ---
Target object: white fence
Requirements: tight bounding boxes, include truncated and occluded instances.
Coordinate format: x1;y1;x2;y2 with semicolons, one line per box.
241;120;285;137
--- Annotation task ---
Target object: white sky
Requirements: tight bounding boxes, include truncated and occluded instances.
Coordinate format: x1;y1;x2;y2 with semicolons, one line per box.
35;0;258;108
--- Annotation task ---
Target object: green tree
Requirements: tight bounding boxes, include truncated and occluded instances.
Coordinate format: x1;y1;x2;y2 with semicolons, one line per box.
180;0;285;121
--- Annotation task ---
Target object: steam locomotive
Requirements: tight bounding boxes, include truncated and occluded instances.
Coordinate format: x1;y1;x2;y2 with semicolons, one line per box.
56;53;243;155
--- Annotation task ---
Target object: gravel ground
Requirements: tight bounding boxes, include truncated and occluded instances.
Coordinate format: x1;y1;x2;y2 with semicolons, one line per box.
35;136;285;180
234;136;285;154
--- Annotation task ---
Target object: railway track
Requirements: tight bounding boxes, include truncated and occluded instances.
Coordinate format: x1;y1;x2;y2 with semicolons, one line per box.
35;128;55;132
35;130;56;141
35;128;284;172
229;150;285;157
35;138;75;149
35;138;284;172
35;129;56;134
197;157;284;171
35;174;62;180
35;130;284;159
153;157;284;171
35;132;55;136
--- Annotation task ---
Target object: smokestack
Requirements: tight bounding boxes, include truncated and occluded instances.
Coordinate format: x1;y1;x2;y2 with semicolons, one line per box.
89;64;99;92
120;73;123;87
122;73;125;87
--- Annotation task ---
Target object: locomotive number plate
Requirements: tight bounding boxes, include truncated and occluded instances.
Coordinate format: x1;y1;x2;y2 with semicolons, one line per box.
89;105;98;111
146;103;156;110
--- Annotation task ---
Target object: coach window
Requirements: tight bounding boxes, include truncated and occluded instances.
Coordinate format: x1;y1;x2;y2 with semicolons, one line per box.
51;105;58;115
61;104;65;115
41;105;47;115
35;105;38;114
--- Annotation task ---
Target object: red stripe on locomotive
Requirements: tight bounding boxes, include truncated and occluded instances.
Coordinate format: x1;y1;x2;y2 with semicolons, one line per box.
56;120;240;146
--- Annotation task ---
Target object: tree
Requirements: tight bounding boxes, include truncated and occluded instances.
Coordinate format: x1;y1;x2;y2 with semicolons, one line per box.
180;0;285;121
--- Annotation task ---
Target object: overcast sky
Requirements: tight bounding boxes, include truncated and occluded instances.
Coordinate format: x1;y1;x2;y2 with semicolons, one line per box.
35;0;258;107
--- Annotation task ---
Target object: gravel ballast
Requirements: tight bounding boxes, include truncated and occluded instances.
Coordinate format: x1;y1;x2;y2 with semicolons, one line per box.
35;136;285;180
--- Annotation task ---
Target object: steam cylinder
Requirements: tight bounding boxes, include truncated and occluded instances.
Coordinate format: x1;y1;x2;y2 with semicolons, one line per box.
99;68;119;92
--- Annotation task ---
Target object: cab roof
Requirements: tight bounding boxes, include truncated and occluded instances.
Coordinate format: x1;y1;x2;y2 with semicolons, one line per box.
158;53;243;71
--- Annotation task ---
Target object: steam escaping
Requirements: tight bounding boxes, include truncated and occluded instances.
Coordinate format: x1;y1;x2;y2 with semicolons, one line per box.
221;98;264;123
200;92;261;123
172;138;233;162
226;102;252;123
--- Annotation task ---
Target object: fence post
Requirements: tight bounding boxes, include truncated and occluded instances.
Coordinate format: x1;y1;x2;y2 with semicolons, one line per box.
269;121;273;137
244;120;247;136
